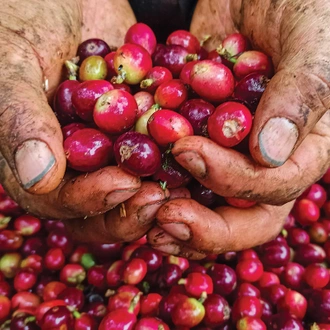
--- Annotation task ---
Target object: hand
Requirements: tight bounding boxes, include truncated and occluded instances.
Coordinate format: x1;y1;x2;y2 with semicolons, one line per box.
148;0;330;259
0;0;168;242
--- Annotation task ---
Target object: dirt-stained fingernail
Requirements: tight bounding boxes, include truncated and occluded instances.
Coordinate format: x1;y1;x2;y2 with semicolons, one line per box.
160;223;191;241
15;140;55;189
153;244;181;255
174;151;206;179
147;227;176;245
137;202;165;226
259;117;298;166
105;189;139;206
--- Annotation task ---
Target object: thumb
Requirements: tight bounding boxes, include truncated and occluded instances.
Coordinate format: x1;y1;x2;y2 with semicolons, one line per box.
0;32;66;194
249;66;330;167
247;2;330;167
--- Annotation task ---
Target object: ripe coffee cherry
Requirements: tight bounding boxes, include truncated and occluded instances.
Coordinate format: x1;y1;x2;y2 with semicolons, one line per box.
203;293;231;327
124;22;157;55
152;152;192;189
208;101;253;147
190;60;235;102
179;99;215;136
140;66;173;93
303;263;330;289
231;296;263;322
104;51;117;79
72;80;113;122
134;91;155;118
234;73;269;112
294;198;320;225
233;50;273;80
166;29;200;54
114;131;161;177
147;110;193;146
64;128;113;172
40;305;74;329
178;272;213;298
179;60;198;85
172;296;205;328
219;33;251;58
277;289;307;320
152;44;193;77
53;80;80;124
77;38;111;63
258;240;290;268
154;79;188;110
93;89;138;135
62;122;87;140
236;258;264;282
113;43;152;85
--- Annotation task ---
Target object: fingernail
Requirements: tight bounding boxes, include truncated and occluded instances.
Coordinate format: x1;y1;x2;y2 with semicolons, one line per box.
154;244;181;255
15;140;55;189
148;227;176;245
138;203;164;226
161;223;191;241
105;188;139;207
259;117;299;166
174;151;206;179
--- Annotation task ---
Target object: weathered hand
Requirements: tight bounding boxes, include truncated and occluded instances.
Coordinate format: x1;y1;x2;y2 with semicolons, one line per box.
148;0;330;259
0;0;169;242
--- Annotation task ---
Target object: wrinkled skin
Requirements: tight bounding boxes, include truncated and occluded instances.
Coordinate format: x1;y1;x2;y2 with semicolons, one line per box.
1;0;330;258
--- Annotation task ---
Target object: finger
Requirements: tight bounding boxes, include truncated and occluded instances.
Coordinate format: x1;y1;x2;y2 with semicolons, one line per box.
148;226;207;260
189;0;239;50
249;68;330;167
236;1;330;167
0;154;141;219
171;111;330;205
64;182;170;243
148;198;294;255
81;0;136;48
0;2;81;194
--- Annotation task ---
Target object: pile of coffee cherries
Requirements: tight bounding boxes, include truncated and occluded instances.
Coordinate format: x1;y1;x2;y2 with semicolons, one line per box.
56;22;272;207
1;177;330;329
0;23;330;329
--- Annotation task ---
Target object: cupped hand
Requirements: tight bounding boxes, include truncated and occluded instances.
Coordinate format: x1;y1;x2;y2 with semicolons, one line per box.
148;0;330;259
0;0;170;242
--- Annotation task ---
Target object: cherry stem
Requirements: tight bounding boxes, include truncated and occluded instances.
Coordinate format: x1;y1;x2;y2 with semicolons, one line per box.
105;289;116;297
142;281;150;294
159;181;167;191
198;291;207;304
111;65;126;84
140;78;154;89
73;310;81;319
281;228;288;237
186;54;198;62
24;316;36;324
0;216;11;226
151;104;162;111
81;253;96;270
111;74;125;84
216;46;238;64
178;278;187;285
64;60;79;80
0;320;11;329
128;292;143;313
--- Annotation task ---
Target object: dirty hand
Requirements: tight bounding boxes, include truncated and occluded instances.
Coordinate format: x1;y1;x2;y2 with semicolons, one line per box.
148;0;330;259
0;0;171;242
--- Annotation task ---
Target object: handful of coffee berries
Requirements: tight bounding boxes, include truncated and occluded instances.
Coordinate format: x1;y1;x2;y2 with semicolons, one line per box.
54;23;273;209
